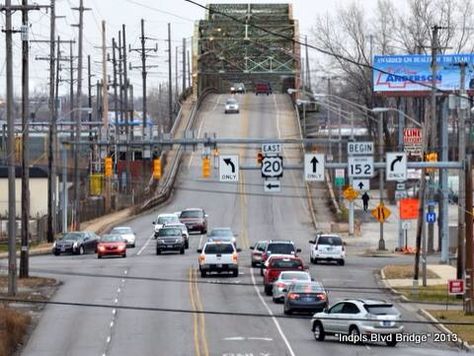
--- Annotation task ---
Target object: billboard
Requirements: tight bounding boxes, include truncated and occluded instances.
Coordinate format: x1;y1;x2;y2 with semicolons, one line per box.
373;54;474;93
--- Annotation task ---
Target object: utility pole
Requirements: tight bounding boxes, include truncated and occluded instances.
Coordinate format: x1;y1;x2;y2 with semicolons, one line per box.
141;19;147;139
182;38;186;96
102;20;110;212
175;45;179;102
87;55;94;164
305;35;311;91
69;41;75;121
168;23;173;128
465;155;474;314
20;0;31;278
122;25;131;193
187;49;191;88
457;63;468;279
111;37;119;132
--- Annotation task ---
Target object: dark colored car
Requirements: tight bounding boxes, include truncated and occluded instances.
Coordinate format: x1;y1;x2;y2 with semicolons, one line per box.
263;255;306;295
255;82;272;95
179;208;208;234
250;240;268;267
97;234;127;259
52;231;99;256
207;227;237;247
283;281;328;315
156;227;186;255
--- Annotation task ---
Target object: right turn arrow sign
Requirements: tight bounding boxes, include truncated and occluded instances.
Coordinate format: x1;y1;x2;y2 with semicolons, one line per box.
386;152;407;181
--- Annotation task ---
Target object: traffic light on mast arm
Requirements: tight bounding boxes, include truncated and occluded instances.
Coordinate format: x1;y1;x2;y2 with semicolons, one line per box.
202;157;211;178
104;157;113;177
153;158;162;180
425;152;438;173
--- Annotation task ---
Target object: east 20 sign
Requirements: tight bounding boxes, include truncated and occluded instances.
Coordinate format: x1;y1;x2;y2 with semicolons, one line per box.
373;54;474;93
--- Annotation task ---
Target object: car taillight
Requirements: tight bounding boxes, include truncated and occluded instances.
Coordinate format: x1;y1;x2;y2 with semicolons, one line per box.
199;255;205;263
117;244;126;250
262;253;267;261
316;293;327;300
232;253;238;263
98;245;105;252
288;293;299;300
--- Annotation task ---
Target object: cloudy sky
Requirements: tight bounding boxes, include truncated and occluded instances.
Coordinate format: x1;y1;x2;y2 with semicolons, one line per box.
0;0;407;96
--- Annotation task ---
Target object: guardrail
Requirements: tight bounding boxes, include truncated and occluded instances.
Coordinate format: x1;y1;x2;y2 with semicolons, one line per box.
139;88;217;212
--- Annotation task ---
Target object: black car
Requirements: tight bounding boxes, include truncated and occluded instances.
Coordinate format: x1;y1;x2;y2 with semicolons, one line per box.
283;281;328;315
52;231;99;256
156;227;186;255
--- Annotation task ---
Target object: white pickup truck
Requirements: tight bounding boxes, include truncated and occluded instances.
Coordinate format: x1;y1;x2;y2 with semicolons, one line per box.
197;242;241;278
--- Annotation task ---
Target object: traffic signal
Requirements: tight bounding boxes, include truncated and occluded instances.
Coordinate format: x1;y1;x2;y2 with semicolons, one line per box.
202;157;211;178
153;158;162;180
104;157;113;177
425;152;438;173
257;152;263;164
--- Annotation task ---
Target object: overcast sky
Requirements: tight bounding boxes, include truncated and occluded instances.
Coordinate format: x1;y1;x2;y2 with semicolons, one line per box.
0;0;406;97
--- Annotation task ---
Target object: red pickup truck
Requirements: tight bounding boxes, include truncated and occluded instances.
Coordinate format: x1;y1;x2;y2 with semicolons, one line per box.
255;82;272;95
263;255;306;295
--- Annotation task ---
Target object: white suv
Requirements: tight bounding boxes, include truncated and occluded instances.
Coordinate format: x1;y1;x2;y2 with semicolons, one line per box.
309;234;345;266
153;213;180;238
197;242;241;278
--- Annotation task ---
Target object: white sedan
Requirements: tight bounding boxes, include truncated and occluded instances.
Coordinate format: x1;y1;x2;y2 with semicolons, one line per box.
272;271;312;303
110;226;136;248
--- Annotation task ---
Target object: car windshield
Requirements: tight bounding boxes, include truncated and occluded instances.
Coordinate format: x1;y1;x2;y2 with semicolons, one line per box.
226;99;237;105
159;228;182;236
101;235;124;242
157;215;178;224
180;210;203;218
318;236;342;245
204;244;234;254
291;283;324;293
270;258;302;268
61;232;84;241
267;243;295;254
364;304;398;315
256;242;267;251
111;227;132;234
280;272;309;280
209;229;233;237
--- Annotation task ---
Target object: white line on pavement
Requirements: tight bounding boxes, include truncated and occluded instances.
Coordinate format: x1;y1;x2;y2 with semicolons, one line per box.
112;309;116;315
106;336;111;343
136;234;155;256
110;321;114;328
114;298;118;304
249;267;296;356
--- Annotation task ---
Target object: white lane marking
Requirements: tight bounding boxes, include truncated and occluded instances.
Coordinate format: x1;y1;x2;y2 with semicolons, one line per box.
272;95;282;139
121;279;125;283
188;94;221;169
106;336;111;343
198;234;204;249
248;337;273;341
117;288;121;293
112;309;116;315
110;321;114;328
123;270;128;275
114;298;118;304
136;234;154;256
224;337;245;341
366;345;371;350
249;267;296;356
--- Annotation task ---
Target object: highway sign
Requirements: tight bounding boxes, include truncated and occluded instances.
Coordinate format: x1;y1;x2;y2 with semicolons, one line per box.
399;198;419;219
448;279;465;295
261;155;283;178
395;191;408;200
343;186;359;201
219;155;239;182
402;221;411;230
264;180;281;192
335;169;345;187
371;203;391;223
262;143;282;154
426;212;436;224
352;179;370;191
348;156;374;178
386;152;407;181
347;142;374;155
304;153;325;181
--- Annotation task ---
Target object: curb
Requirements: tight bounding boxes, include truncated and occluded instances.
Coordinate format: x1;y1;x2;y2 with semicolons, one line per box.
379;268;402;295
418;308;474;352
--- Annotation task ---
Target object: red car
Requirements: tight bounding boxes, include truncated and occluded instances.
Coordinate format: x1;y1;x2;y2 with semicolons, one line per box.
97;234;127;259
179;208;208;234
263;255;306;295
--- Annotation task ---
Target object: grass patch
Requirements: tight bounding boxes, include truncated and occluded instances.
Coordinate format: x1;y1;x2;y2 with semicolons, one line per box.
0;305;31;356
0;276;56;291
383;264;439;279
428;310;474;344
396;284;460;303
0;242;51;254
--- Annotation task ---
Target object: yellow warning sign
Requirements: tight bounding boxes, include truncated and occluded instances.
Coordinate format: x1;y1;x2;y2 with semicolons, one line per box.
343;186;359;201
371;203;391;223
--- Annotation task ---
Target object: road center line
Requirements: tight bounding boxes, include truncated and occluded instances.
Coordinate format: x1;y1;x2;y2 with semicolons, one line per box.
249;267;296;356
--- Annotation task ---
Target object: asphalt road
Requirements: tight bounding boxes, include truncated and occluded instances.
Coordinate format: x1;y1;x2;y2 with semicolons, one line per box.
17;94;466;356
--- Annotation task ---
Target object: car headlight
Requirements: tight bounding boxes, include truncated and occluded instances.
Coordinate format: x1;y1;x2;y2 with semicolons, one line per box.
230;87;235;91
73;242;78;248
53;241;56;248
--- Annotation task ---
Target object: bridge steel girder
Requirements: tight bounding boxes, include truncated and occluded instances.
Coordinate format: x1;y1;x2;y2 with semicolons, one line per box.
194;3;301;95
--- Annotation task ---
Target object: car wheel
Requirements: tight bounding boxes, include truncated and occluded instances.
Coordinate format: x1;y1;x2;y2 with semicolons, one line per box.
78;246;85;255
313;322;325;341
232;269;238;277
260;268;264;276
132;243;136;248
97;254;102;259
284;307;292;315
386;336;397;347
156;249;161;255
349;326;361;343
180;247;185;255
272;296;279;303
339;259;345;266
264;285;272;296
310;256;315;264
185;241;189;249
251;261;257;267
200;270;207;278
313;258;318;265
53;251;60;256
122;252;127;258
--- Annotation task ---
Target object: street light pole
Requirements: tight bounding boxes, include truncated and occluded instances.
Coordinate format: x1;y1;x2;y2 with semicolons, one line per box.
377;112;386;250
